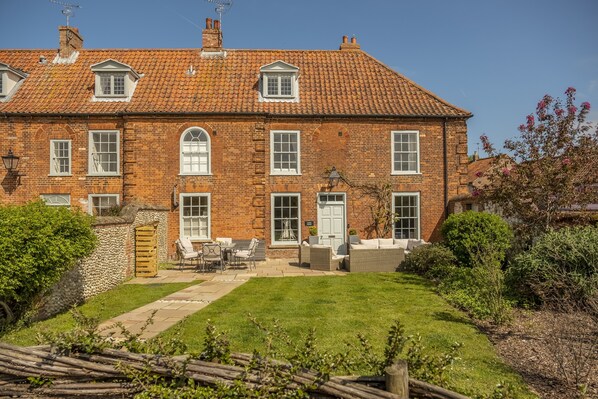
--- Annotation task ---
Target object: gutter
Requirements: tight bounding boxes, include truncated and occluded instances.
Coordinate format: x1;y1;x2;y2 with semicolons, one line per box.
443;118;449;219
1;111;472;119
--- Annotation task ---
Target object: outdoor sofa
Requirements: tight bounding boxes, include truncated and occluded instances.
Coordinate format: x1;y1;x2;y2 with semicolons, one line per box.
345;238;428;272
346;238;405;272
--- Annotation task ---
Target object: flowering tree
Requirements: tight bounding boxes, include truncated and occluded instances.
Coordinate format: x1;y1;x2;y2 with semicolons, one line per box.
479;87;598;240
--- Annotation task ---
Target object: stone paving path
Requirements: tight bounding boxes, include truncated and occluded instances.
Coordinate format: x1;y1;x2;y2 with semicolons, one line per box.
98;259;344;340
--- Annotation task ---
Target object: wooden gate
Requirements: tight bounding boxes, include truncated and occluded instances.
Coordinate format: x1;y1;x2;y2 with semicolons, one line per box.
135;222;158;277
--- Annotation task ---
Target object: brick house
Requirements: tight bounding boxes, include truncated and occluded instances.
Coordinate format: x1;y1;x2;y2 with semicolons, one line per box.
0;20;471;259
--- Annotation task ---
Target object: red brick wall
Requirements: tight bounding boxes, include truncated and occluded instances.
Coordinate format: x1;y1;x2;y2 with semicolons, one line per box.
0;115;468;259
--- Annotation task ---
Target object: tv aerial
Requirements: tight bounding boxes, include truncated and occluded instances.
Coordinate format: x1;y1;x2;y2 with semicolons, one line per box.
49;0;81;27
205;0;233;24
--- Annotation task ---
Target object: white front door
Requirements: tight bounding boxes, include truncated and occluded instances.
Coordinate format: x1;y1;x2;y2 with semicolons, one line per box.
317;193;346;254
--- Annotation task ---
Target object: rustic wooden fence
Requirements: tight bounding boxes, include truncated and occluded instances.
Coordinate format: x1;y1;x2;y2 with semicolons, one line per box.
0;343;469;398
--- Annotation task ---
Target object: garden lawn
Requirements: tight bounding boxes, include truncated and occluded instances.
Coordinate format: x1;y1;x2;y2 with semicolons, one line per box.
159;273;535;398
1;281;198;346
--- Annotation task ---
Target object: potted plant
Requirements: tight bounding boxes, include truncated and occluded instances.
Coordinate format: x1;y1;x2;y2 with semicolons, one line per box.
348;228;360;244
308;226;319;245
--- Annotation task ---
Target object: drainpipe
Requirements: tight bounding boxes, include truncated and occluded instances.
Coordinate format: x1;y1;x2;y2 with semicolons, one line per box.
443;118;449;219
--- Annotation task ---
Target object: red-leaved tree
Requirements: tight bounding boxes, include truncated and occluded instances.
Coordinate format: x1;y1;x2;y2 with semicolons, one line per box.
479;87;598;241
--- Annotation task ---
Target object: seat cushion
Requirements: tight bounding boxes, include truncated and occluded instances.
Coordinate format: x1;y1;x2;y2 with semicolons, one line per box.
394;239;409;249
378;238;394;246
351;243;368;250
361;239;379;249
407;239;427;251
380;244;402;249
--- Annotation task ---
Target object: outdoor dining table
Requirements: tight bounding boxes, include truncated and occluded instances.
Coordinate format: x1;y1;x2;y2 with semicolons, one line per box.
216;242;237;266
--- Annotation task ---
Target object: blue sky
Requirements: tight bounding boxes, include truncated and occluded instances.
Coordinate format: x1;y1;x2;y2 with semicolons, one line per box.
1;0;597;156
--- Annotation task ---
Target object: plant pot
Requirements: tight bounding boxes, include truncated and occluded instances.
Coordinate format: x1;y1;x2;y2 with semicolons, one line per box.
308;236;320;245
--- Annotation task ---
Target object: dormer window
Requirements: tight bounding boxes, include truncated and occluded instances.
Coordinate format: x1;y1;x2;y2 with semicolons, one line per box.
99;73;125;96
91;59;140;101
266;74;293;97
0;63;27;101
259;61;299;102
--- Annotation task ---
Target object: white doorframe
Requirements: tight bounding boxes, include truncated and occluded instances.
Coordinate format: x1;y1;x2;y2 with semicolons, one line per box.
316;192;347;254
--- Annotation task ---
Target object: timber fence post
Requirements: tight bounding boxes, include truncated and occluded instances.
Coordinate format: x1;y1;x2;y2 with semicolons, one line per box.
385;359;409;398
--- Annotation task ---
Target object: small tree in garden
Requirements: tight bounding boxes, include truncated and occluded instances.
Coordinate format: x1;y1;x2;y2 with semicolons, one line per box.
479;87;598;241
0;201;97;324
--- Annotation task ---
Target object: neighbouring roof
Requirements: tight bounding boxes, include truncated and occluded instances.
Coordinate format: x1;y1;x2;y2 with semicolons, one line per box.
467;157;496;184
0;48;471;117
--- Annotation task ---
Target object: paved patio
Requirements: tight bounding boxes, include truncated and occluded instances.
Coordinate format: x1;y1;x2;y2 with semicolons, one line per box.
98;259;345;339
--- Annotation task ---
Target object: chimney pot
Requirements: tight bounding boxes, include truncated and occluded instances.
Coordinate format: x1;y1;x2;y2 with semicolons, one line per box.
340;35;361;51
202;17;223;52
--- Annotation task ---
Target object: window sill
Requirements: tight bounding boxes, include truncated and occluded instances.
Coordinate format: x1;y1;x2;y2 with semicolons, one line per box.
179;173;213;177
270;173;302;176
86;174;122;177
49;174;73;177
391;172;422;176
269;244;300;249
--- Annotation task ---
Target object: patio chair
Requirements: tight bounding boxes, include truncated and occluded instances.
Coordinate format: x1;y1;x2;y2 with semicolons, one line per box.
310;245;346;271
202;243;225;272
234;238;259;270
175;238;201;271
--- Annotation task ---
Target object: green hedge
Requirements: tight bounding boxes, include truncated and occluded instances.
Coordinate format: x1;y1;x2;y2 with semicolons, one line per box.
0;201;97;319
441;212;512;267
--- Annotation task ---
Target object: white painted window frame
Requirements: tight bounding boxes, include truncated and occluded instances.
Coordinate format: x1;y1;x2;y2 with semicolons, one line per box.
49;139;72;176
96;72;127;98
40;194;71;207
270;130;301;175
391;130;420;175
271;193;301;246
88;194;119;216
88;130;120;176
392;192;421;239
263;73;295;98
179;127;212;175
0;72;4;96
179;193;211;241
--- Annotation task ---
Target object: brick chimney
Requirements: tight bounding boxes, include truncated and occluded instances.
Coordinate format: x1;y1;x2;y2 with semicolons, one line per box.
58;26;83;58
340;35;361;51
202;18;223;52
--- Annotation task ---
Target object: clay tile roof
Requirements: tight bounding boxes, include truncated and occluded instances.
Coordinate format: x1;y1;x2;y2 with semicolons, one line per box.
467;157;496;183
0;48;472;117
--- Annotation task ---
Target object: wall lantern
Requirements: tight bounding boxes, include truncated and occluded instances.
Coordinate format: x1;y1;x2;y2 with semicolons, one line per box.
2;149;20;173
328;166;341;187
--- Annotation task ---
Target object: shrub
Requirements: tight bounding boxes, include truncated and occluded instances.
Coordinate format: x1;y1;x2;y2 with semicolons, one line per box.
0;201;97;321
508;225;598;307
441;212;513;267
402;243;458;280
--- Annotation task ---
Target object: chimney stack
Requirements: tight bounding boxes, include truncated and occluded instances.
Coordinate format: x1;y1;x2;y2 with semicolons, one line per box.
58;26;83;58
202;17;223;52
339;35;360;51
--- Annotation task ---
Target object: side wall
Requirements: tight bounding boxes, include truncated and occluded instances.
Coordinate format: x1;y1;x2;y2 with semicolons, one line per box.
36;208;168;319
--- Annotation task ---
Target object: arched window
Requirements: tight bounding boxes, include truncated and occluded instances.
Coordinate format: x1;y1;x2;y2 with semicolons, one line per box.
180;128;211;174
